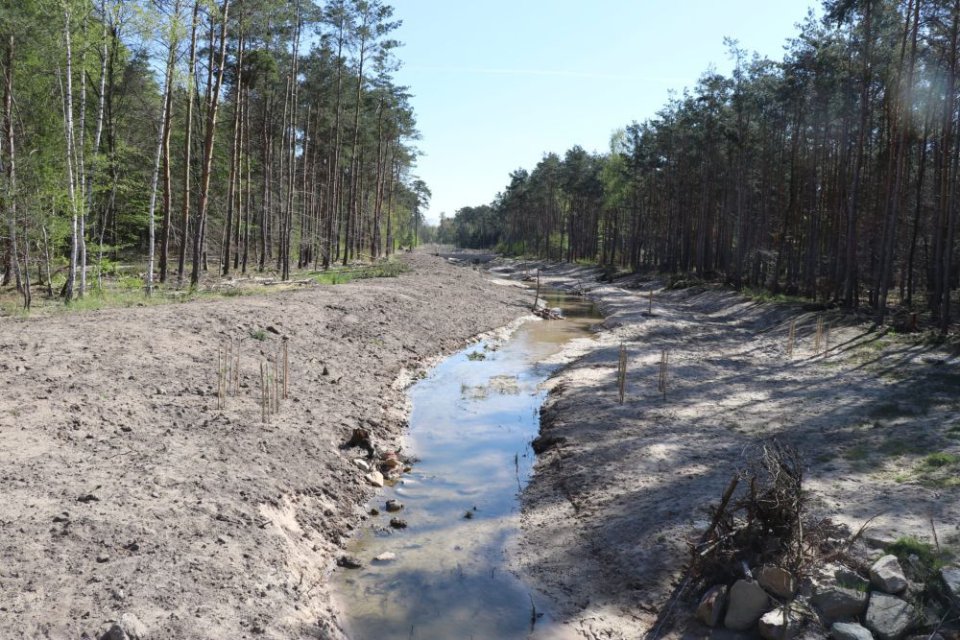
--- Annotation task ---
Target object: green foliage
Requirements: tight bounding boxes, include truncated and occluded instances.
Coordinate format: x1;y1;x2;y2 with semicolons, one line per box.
886;536;954;573
311;260;409;285
439;2;960;326
2;0;423;295
249;329;268;341
922;452;958;468
741;287;806;304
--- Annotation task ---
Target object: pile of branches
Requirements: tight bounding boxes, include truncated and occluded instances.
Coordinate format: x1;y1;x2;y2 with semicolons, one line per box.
689;440;829;588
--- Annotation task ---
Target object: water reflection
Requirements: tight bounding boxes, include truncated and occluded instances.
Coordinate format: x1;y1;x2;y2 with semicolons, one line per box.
335;293;600;639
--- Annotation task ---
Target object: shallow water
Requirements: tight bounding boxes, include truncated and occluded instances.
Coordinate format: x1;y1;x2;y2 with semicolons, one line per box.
334;293;601;640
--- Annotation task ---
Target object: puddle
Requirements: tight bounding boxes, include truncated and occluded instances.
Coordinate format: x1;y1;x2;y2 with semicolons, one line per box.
333;293;601;639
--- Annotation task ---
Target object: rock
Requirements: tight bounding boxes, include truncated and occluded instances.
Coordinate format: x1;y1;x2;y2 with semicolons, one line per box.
364;471;384;488
531;434;567;454
353;459;370;472
758;606;802;640
865;593;916;640
118;614;147;640
343;428;374;456
831;622;874;640
870;555;908;595
385;499;403;512
373;552;396;563
724;579;770;631
835;568;870;592
96;553;110;563
100;624;128;640
389;518;407;529
337;555;363;569
759;565;797;599
906;635;943;640
941;566;960;606
696;585;727;628
99;613;148;640
380;457;402;472
811;587;869;622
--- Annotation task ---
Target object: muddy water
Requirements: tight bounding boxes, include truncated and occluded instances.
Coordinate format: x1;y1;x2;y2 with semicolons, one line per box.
334;293;601;639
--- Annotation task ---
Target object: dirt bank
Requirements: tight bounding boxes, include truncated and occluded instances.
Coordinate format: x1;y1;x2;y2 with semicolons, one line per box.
0;254;531;639
498;261;960;639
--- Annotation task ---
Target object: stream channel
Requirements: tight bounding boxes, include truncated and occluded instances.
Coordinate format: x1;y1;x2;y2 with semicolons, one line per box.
333;292;602;639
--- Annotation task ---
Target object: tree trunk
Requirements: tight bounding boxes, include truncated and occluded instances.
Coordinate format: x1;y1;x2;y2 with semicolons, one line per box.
62;9;80;303
189;0;230;288
3;34;22;297
177;0;200;286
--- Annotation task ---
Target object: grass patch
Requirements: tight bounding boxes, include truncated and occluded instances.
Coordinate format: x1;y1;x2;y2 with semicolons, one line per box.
311;260;410;285
249;328;267;341
741;287;806;304
921;452;959;469
1;259;411;318
887;536;954;572
466;351;486;361
895;449;960;489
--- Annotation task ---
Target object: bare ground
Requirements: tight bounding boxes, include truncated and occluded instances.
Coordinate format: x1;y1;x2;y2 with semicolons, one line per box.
500;261;960;640
0;254;531;639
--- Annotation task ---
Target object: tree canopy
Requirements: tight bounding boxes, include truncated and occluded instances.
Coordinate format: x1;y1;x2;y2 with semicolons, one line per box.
448;0;960;330
1;0;427;307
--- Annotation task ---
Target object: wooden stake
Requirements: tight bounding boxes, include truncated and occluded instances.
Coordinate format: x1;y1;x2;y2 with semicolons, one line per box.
617;342;627;404
260;360;267;423
533;269;541;310
234;337;240;395
272;356;279;413
658;349;668;400
282;337;289;400
217;343;224;410
814;315;825;354
787;319;796;358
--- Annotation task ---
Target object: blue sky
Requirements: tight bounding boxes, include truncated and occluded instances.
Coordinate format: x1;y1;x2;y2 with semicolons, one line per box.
389;1;819;223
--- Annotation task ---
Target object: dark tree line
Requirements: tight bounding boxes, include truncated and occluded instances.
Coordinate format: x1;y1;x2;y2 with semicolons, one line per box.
1;0;429;307
445;0;960;330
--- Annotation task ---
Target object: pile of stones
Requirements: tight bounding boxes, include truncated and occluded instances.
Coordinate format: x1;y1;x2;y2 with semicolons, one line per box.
696;554;960;639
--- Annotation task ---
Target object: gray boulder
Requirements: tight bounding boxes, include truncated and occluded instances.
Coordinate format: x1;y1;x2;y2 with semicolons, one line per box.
865;593;916;640
941;566;960;606
758;606;803;640
724;579;770;631
831;622;874;640
869;555;908;595
100;613;148;640
759;565;797;599
834;568;870;592
811;587;869;622
696;584;727;628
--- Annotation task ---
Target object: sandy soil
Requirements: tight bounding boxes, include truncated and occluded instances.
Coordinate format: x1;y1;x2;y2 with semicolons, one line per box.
498;261;960;640
0;254;531;640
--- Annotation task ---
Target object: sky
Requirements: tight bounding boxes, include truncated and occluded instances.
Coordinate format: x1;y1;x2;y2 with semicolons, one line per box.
388;1;821;224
